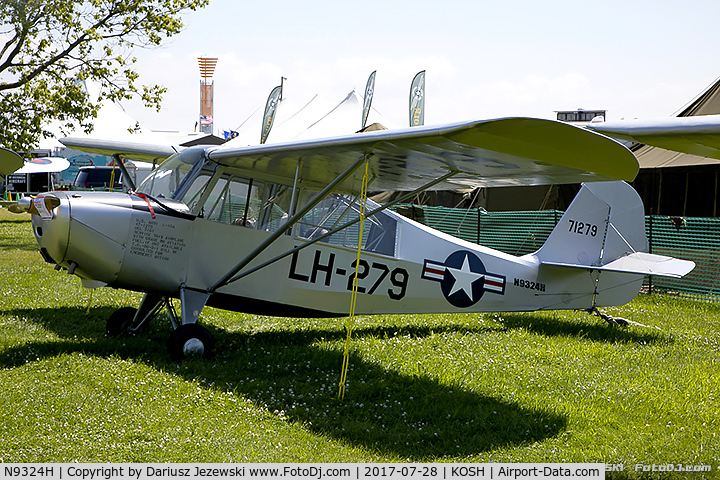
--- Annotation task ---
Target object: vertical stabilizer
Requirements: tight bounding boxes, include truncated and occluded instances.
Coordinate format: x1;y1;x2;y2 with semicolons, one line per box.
536;181;693;278
536;181;646;268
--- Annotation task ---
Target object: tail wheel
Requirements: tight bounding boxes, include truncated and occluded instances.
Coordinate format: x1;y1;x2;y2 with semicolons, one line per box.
168;324;215;360
106;307;138;337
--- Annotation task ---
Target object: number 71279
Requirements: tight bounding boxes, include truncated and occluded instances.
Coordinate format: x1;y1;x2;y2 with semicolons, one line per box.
568;219;598;237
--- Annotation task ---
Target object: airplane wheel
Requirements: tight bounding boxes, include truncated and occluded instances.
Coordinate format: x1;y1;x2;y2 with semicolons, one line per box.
106;307;137;337
168;324;215;360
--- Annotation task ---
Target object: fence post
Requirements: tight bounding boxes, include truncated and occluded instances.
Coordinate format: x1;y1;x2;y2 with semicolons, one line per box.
647;215;653;295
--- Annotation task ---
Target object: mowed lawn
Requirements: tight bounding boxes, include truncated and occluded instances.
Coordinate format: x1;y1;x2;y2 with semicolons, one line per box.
0;209;718;476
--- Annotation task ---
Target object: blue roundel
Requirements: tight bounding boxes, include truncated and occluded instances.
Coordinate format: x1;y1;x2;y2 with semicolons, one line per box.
440;250;488;308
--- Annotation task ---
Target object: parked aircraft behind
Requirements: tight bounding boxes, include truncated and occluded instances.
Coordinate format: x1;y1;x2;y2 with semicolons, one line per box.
587;114;720;160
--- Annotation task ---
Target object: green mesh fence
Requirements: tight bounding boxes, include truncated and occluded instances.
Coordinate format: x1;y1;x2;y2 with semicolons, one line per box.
395;205;561;256
475;210;561;256
645;216;720;301
394;205;719;301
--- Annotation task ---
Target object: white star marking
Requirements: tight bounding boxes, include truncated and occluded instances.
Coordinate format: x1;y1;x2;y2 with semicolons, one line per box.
445;254;485;299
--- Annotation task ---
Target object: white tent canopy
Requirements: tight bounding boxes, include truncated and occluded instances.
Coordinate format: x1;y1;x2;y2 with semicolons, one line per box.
224;90;396;147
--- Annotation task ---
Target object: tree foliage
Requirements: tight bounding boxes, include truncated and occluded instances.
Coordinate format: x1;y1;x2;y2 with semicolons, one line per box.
0;0;209;154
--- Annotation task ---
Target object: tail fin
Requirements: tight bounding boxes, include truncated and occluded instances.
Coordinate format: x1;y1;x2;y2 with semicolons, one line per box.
536;181;694;278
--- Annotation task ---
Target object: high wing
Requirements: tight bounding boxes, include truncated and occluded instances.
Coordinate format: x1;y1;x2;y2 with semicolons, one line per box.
587;114;720;160
0;147;24;176
62;118;639;193
59;137;178;164
206;117;639;192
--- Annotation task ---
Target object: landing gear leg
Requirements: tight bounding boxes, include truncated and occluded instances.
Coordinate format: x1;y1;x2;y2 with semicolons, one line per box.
106;293;164;336
108;289;215;359
166;287;213;360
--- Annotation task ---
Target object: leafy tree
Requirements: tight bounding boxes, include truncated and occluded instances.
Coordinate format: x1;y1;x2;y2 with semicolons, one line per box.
0;0;209;154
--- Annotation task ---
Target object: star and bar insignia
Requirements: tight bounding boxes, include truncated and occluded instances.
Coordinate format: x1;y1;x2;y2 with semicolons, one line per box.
422;250;505;308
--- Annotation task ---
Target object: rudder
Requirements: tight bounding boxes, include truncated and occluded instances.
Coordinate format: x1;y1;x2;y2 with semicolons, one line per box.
536;181;694;278
536;181;646;267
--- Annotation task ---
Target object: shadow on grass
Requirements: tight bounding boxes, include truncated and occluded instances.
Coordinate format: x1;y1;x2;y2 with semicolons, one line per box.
2;306;568;459
0;218;37;251
497;312;669;345
0;243;38;251
0;237;39;251
0;218;31;225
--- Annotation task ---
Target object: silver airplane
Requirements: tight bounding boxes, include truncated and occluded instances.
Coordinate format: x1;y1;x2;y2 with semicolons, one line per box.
9;117;694;359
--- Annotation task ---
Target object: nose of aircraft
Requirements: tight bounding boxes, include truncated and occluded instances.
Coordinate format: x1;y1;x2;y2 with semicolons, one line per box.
24;191;133;286
30;193;71;266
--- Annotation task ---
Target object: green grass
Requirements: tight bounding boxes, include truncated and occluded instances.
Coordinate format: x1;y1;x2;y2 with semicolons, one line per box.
0;209;719;476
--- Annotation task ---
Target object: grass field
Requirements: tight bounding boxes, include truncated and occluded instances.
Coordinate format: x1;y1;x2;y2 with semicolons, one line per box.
0;209;718;476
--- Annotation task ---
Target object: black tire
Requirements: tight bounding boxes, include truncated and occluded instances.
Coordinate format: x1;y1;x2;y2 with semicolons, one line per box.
167;324;215;360
106;307;138;337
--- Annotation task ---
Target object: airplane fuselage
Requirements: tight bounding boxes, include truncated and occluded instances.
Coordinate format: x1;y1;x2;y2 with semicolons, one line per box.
32;189;641;319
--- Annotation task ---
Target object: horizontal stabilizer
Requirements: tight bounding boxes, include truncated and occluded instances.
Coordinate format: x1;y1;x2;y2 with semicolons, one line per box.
542;252;695;278
536;181;695;282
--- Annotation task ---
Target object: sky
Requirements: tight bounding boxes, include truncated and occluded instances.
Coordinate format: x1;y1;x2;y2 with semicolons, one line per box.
121;0;720;136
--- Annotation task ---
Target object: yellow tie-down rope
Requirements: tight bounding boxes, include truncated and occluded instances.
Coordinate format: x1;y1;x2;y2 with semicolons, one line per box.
338;157;370;400
109;157;116;192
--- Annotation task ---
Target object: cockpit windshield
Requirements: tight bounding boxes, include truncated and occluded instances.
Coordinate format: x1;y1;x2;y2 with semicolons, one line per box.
137;148;206;199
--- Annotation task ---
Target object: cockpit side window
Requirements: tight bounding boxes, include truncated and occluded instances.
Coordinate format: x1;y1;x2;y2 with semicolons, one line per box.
173;165;295;231
180;173;213;214
197;175;267;228
296;193;397;257
259;184;292;233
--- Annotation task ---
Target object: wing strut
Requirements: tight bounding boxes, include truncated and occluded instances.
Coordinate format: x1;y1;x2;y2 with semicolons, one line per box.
113;154;136;191
208;154;372;293
213;170;458;288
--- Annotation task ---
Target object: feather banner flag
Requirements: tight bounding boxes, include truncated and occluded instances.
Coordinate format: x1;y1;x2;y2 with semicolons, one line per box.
260;85;283;144
361;70;376;130
409;70;425;127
